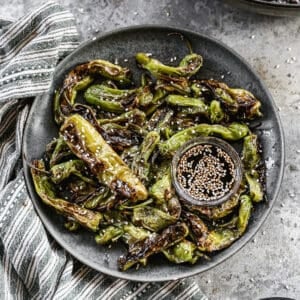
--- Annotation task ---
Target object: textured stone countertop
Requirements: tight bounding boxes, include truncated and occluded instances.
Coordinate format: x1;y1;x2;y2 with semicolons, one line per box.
1;0;299;299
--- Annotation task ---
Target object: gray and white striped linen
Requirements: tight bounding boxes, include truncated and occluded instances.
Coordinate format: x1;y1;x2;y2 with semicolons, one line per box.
0;2;207;299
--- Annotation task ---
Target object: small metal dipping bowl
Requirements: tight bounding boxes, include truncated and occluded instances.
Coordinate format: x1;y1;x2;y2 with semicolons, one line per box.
171;137;243;207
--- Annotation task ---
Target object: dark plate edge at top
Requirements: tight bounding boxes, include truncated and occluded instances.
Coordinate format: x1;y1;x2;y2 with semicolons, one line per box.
22;25;285;282
247;0;300;8
227;0;300;16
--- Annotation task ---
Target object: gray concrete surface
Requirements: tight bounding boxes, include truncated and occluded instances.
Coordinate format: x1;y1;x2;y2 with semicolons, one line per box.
1;0;299;299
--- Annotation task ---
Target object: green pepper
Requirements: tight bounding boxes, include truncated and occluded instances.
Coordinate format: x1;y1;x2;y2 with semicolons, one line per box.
132;206;177;232
209;100;226;123
98;108;146;126
166;95;208;116
131;131;160;182
122;223;151;245
237;195;253;234
95;226;123;245
201;79;262;120
198;229;238;252
187;188;243;220
50;159;95;185
46;136;73;167
118;222;189;271
136;53;203;78
31;160;102;232
84;85;125;113
242;133;260;170
64;220;80;232
159;122;249;156
245;172;263;202
60;114;148;201
149;172;172;205
87;59;132;84
163;240;203;264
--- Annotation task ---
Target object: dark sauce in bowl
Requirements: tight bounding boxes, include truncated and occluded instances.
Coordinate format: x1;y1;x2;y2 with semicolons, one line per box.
172;137;243;206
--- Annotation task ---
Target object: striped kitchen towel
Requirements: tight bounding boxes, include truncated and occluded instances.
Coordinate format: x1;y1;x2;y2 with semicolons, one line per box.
0;2;207;300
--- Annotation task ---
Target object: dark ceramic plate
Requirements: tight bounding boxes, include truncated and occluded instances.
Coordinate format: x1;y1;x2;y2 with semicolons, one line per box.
227;0;300;16
23;26;285;282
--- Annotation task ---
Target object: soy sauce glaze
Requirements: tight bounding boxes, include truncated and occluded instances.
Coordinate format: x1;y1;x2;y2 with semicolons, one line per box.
176;144;236;202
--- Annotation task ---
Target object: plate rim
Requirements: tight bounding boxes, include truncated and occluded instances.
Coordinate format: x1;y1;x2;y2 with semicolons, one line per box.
226;0;300;16
22;24;285;282
245;0;300;8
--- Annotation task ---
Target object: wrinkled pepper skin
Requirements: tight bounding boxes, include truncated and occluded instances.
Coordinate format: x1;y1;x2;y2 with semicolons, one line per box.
131;131;160;182
31;160;102;231
200;79;262;120
242;133;261;170
163;239;203;264
50;159;94;185
60;114;148;201
245;172;264;202
118;222;189;271
136;53;203;78
159;122;249;156
242;133;264;202
95;226;123;245
54;59;132;124
132;206;177;232
237;195;253;234
165;95;208;116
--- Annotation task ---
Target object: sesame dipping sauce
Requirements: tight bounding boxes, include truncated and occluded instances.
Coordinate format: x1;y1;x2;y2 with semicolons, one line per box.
171;137;242;206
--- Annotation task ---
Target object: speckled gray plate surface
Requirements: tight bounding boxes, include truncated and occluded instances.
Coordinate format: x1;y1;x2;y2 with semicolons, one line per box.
23;26;285;282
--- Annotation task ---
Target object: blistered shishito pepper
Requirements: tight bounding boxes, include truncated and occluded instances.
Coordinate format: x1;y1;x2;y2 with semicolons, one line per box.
54;60;132;124
162;239;204;264
150;171;172;205
46;136;73;167
132;206;177;232
237;195;253;234
195;194;253;252
54;76;94;125
100;123;142;151
245;172;264;202
209;100;226;123
131;131;160;182
84;85;124;113
136;53;203;78
242;133;261;170
182;211;209;245
144;88;168;116
242;133;264;202
118;222;189;271
95;226;123;245
50;159;95;185
82;188;111;209
198;229;238;252
98;108;146;126
136;53;202;96
87;59;132;84
165;95;208;116
60;114;148;201
31;160;102;231
149;169;181;219
159;122;249;156
63;60;131;93
155;109;174;139
200;79;262;120
84;84;153;112
122;223;151;245
186;190;241;220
